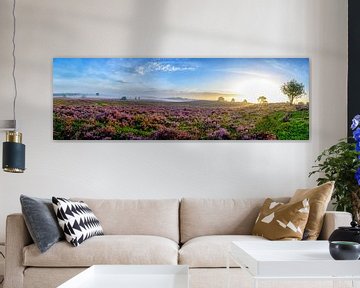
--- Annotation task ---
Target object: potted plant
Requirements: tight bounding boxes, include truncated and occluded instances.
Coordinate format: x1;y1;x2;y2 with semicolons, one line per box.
309;115;360;222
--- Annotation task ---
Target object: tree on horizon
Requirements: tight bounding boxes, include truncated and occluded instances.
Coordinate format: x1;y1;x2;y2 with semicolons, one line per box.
281;79;305;105
257;96;268;104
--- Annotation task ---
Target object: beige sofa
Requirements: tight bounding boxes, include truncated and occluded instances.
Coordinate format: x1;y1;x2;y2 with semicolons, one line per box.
4;198;352;288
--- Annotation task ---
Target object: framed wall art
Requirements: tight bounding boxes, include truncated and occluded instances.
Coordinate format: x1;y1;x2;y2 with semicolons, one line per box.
53;58;309;140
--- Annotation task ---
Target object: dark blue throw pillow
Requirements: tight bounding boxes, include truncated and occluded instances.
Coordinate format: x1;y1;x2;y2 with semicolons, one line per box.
20;195;64;253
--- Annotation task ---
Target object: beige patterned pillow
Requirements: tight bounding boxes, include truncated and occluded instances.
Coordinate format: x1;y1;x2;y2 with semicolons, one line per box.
252;198;310;240
289;181;334;240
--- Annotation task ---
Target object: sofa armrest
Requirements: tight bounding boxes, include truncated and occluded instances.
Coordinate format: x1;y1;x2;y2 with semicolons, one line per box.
4;213;32;288
318;211;352;240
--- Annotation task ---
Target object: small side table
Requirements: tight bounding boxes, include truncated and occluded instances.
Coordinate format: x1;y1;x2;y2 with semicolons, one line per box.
227;240;360;288
58;265;189;288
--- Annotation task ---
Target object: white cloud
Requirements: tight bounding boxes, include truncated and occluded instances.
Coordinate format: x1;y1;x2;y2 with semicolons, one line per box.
135;61;196;75
136;66;146;75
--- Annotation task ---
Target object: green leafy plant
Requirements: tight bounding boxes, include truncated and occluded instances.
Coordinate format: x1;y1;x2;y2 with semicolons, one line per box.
309;139;360;221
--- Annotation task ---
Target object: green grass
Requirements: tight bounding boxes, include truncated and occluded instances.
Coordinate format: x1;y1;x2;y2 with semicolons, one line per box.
254;110;309;140
114;126;154;138
53;115;67;140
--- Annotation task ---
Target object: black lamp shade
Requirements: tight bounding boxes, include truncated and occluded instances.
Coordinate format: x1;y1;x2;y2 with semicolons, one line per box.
2;141;25;173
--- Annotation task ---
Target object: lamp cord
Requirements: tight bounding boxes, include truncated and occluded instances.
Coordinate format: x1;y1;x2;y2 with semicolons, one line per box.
12;0;17;127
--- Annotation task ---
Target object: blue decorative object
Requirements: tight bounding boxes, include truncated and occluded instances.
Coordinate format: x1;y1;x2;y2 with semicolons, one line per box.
351;115;360;130
356;169;360;186
351;115;360;185
353;128;360;142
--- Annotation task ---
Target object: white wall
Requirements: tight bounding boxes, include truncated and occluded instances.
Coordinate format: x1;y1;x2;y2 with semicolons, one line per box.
0;0;347;242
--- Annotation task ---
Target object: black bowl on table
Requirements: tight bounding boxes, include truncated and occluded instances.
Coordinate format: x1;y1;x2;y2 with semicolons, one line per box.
329;241;360;260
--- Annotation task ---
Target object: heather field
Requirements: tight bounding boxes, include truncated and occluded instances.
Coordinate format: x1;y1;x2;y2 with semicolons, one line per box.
53;98;309;140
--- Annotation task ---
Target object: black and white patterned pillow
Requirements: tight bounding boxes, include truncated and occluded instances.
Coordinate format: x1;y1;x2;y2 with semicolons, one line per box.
52;197;104;247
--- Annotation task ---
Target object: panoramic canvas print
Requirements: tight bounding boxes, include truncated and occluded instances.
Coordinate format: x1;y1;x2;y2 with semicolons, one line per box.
53;58;309;140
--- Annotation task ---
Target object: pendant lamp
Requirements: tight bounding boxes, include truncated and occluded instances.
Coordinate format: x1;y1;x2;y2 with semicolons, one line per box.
1;0;26;173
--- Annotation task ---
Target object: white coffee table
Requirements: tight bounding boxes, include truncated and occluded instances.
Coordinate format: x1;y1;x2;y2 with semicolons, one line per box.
57;265;189;288
228;241;360;288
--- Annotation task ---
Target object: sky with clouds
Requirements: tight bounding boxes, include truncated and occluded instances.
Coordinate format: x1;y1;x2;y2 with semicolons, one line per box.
53;58;309;103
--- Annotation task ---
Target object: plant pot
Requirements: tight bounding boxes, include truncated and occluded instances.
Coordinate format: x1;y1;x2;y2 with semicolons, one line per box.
329;221;360;244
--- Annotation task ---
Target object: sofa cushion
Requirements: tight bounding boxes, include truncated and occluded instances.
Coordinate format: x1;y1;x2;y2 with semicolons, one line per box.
23;235;178;267
72;198;179;243
24;268;86;288
180;198;289;243
252;198;310;240
290;181;334;240
52;197;104;247
179;235;267;268
20;195;64;253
